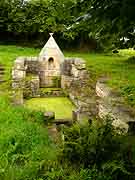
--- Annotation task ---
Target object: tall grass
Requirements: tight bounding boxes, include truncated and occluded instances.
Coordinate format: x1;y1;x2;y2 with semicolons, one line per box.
0;95;57;180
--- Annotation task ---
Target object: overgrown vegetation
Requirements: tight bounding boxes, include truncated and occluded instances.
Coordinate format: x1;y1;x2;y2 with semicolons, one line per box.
0;45;135;179
0;96;57;180
58;119;135;180
1;99;135;180
0;0;134;178
25;97;75;119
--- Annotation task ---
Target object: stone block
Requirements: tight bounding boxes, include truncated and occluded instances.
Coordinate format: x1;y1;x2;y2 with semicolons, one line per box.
12;90;23;105
44;111;55;124
74;58;86;70
71;65;79;78
25;57;39;73
23;75;40;98
96;81;112;98
72;109;79;121
14;57;25;70
61;75;73;89
96;79;135;128
30;75;40;96
12;80;24;89
12;69;26;80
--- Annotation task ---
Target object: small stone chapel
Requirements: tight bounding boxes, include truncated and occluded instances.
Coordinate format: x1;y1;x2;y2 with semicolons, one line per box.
12;33;87;105
38;33;64;87
12;34;135;131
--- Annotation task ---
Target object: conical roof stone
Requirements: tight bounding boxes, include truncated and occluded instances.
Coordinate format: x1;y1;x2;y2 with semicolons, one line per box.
39;33;64;61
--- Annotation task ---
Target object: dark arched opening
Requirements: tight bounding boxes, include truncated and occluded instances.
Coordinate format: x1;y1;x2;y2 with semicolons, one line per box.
48;57;54;70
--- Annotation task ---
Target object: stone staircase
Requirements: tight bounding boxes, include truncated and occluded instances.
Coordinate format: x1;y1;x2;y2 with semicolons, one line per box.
54;119;73;126
0;64;6;84
39;88;65;97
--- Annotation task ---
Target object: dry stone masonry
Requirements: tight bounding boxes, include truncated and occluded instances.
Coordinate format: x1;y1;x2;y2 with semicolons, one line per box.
96;78;135;132
12;33;94;121
12;33;135;131
61;57;97;121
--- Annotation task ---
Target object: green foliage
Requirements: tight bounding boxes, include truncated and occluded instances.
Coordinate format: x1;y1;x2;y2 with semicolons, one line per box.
121;85;135;107
0;45;135;179
61;119;135;179
126;56;135;64
0;95;56;180
0;0;135;49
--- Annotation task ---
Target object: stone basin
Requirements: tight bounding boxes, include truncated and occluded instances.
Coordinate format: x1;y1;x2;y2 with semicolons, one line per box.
25;97;75;119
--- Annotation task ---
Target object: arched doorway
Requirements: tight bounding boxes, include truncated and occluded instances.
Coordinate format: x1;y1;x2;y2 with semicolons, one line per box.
48;57;55;70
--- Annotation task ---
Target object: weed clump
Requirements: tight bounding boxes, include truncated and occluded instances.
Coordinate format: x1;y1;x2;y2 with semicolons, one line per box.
126;56;135;64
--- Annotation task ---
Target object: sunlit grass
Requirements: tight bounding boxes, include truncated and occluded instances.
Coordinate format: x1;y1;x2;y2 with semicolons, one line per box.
0;96;57;180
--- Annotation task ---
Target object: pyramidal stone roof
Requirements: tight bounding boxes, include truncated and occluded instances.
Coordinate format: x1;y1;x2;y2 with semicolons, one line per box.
39;33;64;61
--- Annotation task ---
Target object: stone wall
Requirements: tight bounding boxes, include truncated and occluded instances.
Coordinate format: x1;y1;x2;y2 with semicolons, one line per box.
12;56;135;130
96;78;135;131
12;57;26;105
25;57;39;74
61;58;97;121
12;57;40;104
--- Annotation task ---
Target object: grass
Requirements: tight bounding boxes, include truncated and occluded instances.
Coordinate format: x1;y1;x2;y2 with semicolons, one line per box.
0;96;57;180
0;46;57;179
0;45;40;87
25;97;75;119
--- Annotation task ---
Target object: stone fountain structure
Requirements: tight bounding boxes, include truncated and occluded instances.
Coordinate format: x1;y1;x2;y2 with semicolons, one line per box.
12;33;135;131
12;33;90;121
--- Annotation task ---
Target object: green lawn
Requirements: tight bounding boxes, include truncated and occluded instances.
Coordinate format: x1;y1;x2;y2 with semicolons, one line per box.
25;97;75;119
0;45;40;86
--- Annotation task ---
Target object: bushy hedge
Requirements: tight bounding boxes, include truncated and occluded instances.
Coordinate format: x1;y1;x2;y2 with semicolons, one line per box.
59;119;135;180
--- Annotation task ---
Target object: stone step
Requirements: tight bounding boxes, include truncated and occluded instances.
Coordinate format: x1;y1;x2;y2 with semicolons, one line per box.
0;79;6;83
0;67;5;71
54;119;73;125
0;72;5;75
40;88;65;97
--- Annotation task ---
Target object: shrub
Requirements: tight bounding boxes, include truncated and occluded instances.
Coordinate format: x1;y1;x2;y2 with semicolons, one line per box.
61;118;135;179
126;56;135;64
121;85;135;106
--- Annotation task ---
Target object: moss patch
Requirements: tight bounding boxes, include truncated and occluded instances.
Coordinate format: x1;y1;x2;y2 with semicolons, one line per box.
25;97;75;119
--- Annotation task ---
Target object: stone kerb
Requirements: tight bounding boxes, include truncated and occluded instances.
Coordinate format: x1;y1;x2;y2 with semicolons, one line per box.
96;78;135;131
12;57;27;105
61;57;96;121
12;57;26;86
